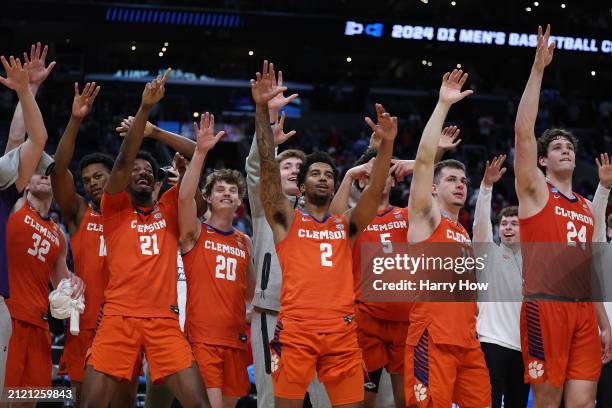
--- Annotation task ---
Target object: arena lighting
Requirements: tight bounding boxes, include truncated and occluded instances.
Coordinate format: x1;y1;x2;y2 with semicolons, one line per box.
346;57;352;62
421;59;427;65
158;52;164;57
534;1;539;6
561;3;566;8
456;63;462;68
526;7;532;12
427;61;433;66
131;45;136;51
591;70;596;76
248;50;254;56
162;47;167;52
164;42;169;46
193;112;199;117
451;1;456;6
345;20;612;54
105;7;244;28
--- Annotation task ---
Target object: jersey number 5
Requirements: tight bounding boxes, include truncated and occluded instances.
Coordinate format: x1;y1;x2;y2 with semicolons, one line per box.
27;233;51;262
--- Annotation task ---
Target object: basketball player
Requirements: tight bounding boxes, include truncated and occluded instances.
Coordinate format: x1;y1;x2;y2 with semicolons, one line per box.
0;52;53;393
5;172;84;397
405;69;491;406
514;25;611;406
252;60;397;407
179;112;256;407
80;70;209;408
473;156;529;407
245;71;331;408
592;153;612;407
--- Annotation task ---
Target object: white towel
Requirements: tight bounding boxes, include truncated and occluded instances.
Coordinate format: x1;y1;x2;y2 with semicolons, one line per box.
49;278;85;335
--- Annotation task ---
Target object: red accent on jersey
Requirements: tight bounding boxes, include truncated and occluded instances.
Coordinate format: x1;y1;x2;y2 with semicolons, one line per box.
71;206;109;329
407;215;479;348
6;202;64;328
520;183;594;299
182;223;251;349
353;206;412;321
100;186;180;318
276;210;354;331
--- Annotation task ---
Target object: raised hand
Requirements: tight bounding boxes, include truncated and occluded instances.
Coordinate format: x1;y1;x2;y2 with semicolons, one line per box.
391;159;414;180
533;24;555;72
439;125;462;151
439;69;473;106
116;116;156;138
72;82;101;119
193;112;225;153
0;56;29;92
250;60;287;106
483;155;507;188
173;152;188;181
596;153;612;189
23;42;56;86
348;159;374;181
364;103;398;142
273;111;297;146
142;68;171;107
268;70;299;120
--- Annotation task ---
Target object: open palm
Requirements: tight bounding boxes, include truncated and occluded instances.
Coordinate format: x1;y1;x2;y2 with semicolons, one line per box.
596;153;612;189
72;82;101;119
533;24;555;72
194;112;225;152
251;60;286;106
439;69;473;105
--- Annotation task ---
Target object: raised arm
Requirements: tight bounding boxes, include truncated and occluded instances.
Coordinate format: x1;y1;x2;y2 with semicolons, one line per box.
52;82;101;233
329;160;373;214
105;69;171;194
349;104;397;243
178;112;224;253
251;61;294;243
0;56;49;193
593;153;612;243
514;25;554;209
5;43;55;154
473;155;507;243
408;70;473;235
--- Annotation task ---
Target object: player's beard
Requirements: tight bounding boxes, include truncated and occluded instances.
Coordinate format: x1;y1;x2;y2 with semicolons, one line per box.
308;191;332;207
129;186;153;206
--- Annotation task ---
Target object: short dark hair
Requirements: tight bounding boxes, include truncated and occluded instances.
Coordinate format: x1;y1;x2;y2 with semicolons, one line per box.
79;153;114;174
296;151;338;190
433;159;466;184
353;148;378;167
135;151;160;181
203;169;246;199
276;149;305;165
537;128;579;163
498;205;518;223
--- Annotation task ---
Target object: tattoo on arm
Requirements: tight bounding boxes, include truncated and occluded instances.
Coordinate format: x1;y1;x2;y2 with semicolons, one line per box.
255;104;289;229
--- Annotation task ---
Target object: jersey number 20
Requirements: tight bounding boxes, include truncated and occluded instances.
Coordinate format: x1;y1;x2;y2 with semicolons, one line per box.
215;255;237;281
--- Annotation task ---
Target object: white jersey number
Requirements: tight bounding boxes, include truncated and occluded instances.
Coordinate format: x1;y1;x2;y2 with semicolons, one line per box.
566;221;587;244
27;233;51;262
140;234;159;256
99;235;107;257
380;233;393;254
215;255;237;281
320;243;333;267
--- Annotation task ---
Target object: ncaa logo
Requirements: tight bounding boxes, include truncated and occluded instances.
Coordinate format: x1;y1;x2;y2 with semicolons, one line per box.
154;213;162;220
336;224;344;229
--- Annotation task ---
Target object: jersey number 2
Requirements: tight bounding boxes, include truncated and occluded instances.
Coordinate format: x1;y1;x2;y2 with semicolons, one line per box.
27;233;51;262
320;243;333;267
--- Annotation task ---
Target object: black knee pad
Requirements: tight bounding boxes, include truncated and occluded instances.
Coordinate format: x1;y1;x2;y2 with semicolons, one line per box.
364;368;383;393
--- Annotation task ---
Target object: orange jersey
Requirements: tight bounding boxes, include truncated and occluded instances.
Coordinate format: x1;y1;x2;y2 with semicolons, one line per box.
100;186;180;319
182;223;251;349
353;206;412;321
276;210;354;331
407;215;479;348
6;202;64;328
520;183;594;298
71;206;109;329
